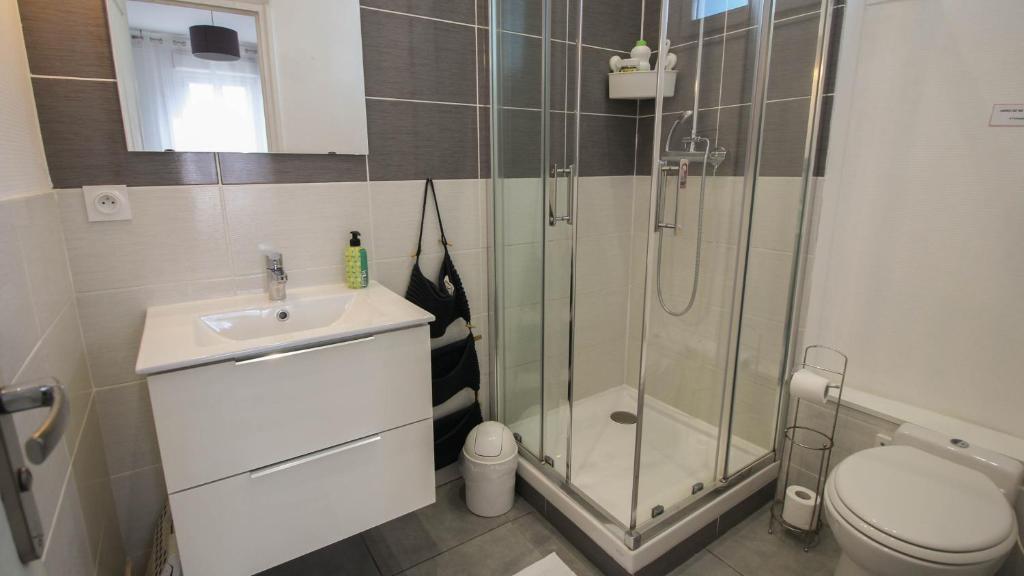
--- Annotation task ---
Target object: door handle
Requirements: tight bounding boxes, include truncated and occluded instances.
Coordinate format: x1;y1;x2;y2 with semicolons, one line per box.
549;163;574;226
0;377;69;562
655;159;684;232
0;378;68;465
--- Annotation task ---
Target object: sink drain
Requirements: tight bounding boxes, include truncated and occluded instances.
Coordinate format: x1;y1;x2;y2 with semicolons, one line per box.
275;309;290;321
610;411;637;425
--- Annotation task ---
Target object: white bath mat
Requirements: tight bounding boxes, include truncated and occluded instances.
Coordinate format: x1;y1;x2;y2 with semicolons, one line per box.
513;553;577;576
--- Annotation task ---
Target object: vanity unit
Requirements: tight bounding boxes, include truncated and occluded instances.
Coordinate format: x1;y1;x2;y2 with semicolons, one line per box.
136;282;434;575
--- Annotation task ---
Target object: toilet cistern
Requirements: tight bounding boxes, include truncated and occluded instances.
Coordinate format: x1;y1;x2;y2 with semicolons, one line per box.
264;251;288;301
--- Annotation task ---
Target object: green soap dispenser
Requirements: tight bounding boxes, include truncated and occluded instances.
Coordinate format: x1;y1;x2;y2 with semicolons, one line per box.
345;231;368;288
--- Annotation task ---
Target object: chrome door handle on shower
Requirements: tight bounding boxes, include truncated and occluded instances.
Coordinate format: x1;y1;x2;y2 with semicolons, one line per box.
655;159;684;231
548;163;575;226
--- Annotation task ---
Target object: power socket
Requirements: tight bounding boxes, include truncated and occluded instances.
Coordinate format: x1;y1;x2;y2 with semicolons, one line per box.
83;185;132;222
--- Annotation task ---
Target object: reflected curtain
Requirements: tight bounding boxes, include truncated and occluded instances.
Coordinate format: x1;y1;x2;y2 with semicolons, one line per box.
130;30;268;152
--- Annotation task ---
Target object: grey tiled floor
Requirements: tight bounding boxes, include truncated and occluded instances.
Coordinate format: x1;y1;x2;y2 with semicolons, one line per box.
261;479;840;576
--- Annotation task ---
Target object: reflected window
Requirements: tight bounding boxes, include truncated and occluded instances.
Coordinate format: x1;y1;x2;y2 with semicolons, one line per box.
694;0;748;19
124;1;267;152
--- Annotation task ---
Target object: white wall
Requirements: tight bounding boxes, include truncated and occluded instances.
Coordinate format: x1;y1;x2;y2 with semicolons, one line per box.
806;0;1024;439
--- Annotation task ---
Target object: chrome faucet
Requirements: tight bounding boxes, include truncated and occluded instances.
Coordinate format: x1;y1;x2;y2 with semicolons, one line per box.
264;252;288;301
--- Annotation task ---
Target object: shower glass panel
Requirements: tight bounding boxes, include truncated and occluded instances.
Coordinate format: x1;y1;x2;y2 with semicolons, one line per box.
724;0;832;476
493;0;550;460
633;0;767;530
541;0;578;479
493;0;578;473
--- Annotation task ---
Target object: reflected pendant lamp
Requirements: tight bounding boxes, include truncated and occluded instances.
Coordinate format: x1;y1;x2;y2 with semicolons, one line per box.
189;15;240;62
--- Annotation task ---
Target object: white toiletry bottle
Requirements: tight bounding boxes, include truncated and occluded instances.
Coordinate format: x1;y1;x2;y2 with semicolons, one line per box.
631;40;651;71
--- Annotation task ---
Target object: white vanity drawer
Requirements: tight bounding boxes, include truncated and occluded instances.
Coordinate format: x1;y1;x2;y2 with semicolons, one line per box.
148;325;431;492
169;418;434;576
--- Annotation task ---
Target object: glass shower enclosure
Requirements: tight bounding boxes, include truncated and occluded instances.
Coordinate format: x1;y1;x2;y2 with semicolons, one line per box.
490;0;831;547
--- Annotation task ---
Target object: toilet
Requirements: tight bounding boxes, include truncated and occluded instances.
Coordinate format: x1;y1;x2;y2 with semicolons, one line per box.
824;424;1023;576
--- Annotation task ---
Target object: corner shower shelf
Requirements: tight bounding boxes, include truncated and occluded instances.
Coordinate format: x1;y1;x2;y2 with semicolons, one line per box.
608;70;677;100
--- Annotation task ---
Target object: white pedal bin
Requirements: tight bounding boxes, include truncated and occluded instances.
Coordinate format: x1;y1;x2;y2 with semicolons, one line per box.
460;421;518;517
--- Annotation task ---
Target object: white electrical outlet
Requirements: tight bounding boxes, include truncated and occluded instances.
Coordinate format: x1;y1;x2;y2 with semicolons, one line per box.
83;185;132;222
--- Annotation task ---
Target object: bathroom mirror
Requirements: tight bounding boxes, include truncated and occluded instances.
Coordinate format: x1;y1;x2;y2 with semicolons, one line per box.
105;0;368;154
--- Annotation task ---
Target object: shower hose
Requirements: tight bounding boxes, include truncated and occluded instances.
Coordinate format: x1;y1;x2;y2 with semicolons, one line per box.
655;144;714;318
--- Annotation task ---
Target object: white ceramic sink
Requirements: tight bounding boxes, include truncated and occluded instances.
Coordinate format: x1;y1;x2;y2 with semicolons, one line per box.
136;282;433;375
200;293;356;341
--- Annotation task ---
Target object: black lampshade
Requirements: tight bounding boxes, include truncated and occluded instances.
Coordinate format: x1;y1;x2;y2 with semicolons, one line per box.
189;24;240;62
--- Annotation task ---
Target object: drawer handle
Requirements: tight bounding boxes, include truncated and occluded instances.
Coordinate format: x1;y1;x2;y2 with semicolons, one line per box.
249;435;382;479
234;335;375;366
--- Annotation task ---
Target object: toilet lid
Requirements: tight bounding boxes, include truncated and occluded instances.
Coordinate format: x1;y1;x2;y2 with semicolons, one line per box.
832;446;1013;554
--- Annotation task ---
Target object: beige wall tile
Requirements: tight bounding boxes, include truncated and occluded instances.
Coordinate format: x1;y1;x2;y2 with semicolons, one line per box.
370;179;483;260
575;233;632;295
743;247;796;324
42;477;94;576
498;178;544;246
42;302;93;449
224;181;372;276
15;192;73;329
576;176;635;238
95;381;160;477
71;401;117;558
0;198;41;385
94;520;127;576
58;186;230;292
500;242;544;308
77;279;236;388
110;465;166;560
749;177;802;253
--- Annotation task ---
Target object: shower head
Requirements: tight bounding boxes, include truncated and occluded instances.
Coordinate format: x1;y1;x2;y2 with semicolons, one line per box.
664;111;694;154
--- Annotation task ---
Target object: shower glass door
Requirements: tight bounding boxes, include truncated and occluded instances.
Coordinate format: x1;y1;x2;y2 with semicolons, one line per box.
492;0;576;475
631;0;757;530
492;0;548;459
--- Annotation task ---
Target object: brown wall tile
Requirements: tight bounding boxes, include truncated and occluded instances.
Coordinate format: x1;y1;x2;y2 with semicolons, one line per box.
361;8;478;104
578;114;637;177
218;154;367;185
766;11;819;101
360;0;476;24
18;0;115;79
366;99;478;180
759;98;811;177
32;78;217;188
716;104;750;177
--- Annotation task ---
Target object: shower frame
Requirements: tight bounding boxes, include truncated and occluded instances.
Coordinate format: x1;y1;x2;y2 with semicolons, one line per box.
487;0;838;554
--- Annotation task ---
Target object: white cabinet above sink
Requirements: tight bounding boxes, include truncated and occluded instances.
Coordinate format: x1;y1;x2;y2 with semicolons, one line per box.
136;282;435;575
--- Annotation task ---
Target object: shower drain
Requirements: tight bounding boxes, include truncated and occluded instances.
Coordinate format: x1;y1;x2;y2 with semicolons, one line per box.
610;411;638;425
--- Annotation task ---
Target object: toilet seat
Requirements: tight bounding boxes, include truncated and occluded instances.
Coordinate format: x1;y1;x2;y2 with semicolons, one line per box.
826;446;1018;567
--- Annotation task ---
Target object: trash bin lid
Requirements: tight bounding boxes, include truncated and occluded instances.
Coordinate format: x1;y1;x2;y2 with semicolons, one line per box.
464;421;516;459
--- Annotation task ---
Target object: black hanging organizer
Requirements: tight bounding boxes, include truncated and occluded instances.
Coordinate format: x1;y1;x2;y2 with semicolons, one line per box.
404;179;483;470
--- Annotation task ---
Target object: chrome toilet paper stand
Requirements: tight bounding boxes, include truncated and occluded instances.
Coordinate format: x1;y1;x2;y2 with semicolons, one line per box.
768;345;848;551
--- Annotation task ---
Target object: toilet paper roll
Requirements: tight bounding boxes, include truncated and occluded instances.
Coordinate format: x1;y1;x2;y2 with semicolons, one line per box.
782;484;818;530
790;369;831;405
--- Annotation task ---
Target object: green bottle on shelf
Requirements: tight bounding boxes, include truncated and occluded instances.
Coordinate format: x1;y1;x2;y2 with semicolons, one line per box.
345;231;368;289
